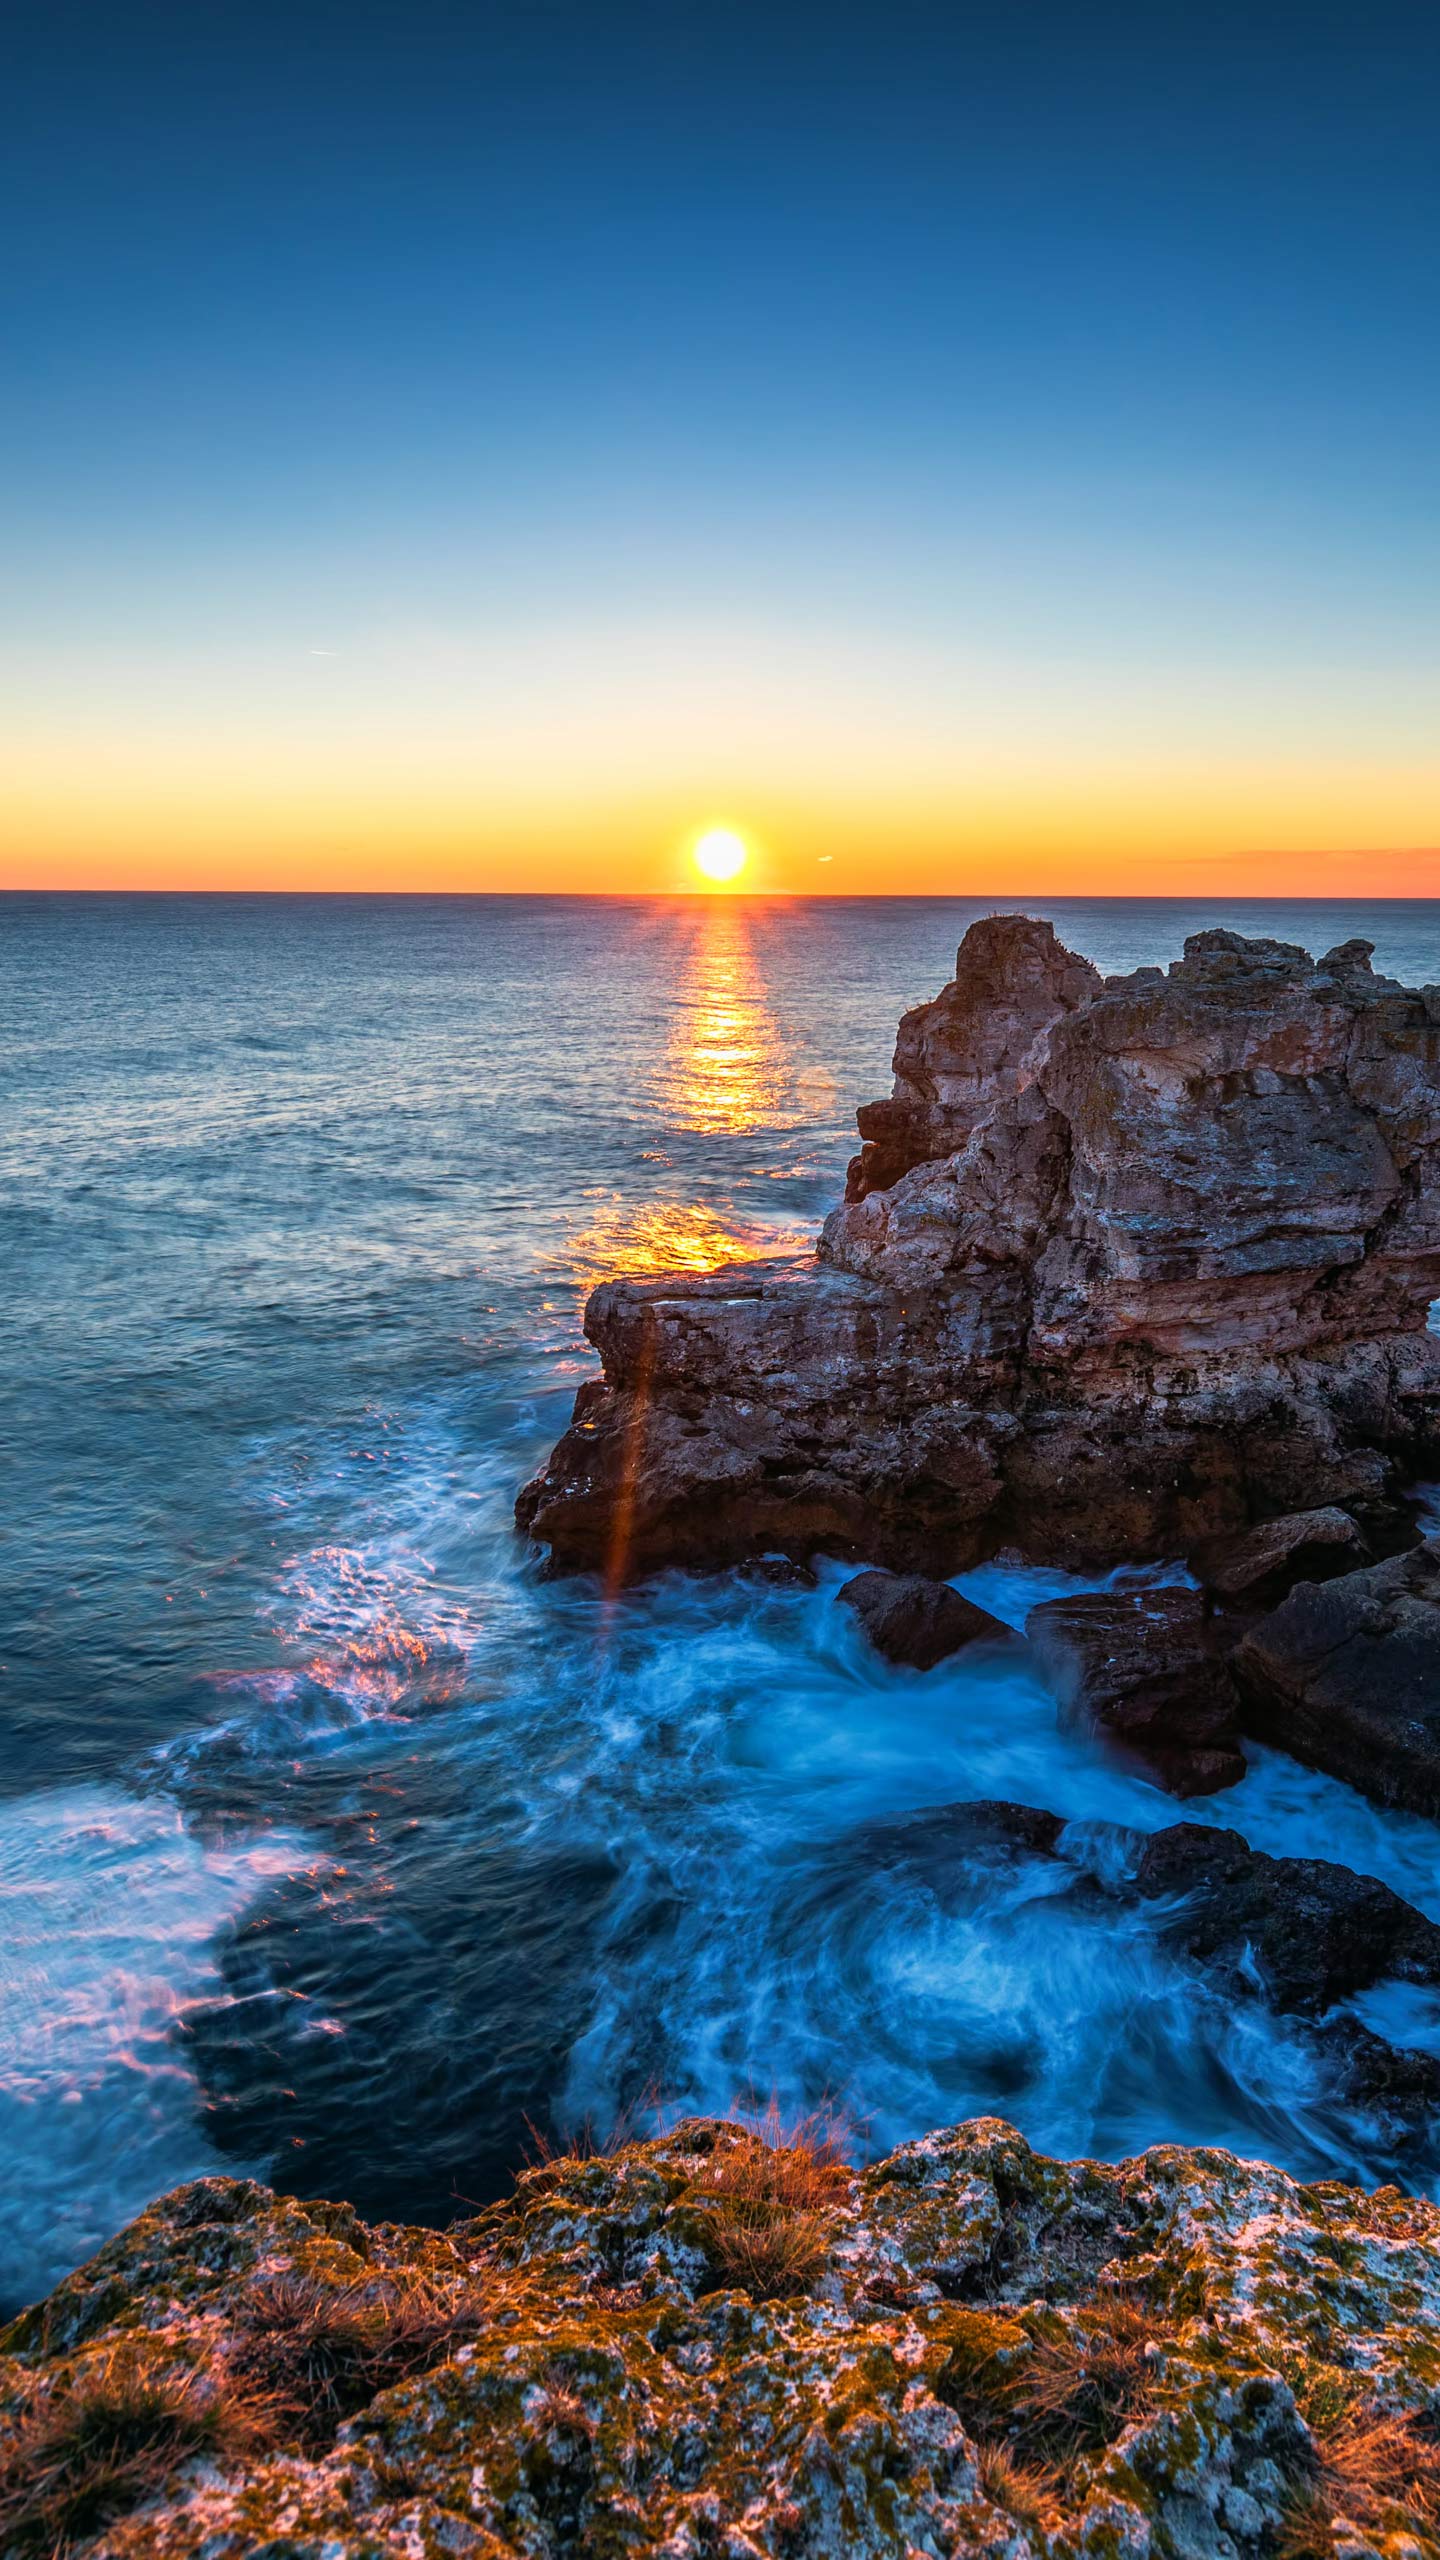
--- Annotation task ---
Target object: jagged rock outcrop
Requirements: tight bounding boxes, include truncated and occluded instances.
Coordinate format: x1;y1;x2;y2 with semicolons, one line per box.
1234;1534;1440;1815
519;918;1440;1582
7;2118;1440;2557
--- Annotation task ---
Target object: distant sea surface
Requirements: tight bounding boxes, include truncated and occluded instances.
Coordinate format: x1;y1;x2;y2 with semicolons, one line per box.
5;892;1440;2309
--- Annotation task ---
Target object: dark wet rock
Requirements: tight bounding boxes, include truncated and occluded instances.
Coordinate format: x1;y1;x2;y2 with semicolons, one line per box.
742;1551;818;1588
1025;1585;1246;1796
520;918;1440;1580
1233;1534;1440;1815
1131;1821;1440;2014
1189;1504;1370;1607
839;1567;1012;1668
858;1799;1066;1897
1128;1821;1440;2134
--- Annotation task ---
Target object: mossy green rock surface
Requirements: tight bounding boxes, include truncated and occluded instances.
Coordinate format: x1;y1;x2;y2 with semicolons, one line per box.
4;2116;1439;2557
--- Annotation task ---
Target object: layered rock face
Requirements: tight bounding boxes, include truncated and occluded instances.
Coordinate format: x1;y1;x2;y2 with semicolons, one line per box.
8;2118;1440;2557
519;918;1440;1579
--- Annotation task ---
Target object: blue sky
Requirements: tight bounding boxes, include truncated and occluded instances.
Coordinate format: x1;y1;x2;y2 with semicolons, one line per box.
4;0;1438;888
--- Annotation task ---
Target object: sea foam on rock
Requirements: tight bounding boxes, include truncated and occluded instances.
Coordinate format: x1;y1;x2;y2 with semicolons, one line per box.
518;918;1440;1584
7;2117;1440;2557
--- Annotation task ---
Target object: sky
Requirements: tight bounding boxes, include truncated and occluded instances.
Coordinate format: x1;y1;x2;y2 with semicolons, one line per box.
3;0;1438;894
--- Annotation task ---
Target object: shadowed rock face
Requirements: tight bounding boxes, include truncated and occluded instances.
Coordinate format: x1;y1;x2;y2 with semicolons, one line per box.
1234;1536;1440;1816
519;919;1440;1580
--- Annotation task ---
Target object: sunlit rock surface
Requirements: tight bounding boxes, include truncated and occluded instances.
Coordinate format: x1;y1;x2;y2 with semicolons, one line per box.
6;2118;1440;2557
519;919;1440;1579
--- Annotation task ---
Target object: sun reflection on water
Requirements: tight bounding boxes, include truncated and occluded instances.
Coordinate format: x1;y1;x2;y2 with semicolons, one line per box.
562;907;812;1295
663;903;789;1134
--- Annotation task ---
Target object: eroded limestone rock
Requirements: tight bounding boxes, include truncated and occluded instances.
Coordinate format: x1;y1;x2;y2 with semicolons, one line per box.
519;920;1440;1582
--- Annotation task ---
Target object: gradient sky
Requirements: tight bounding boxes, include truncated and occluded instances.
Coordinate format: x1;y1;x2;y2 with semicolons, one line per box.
4;0;1438;892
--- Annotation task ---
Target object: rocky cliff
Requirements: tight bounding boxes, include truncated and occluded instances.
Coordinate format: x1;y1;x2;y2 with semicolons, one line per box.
518;919;1440;1580
5;2116;1440;2559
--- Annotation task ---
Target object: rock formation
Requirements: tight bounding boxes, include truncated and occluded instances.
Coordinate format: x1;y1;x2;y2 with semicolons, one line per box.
8;2119;1440;2557
519;918;1440;1581
1025;1587;1245;1796
1234;1533;1440;1815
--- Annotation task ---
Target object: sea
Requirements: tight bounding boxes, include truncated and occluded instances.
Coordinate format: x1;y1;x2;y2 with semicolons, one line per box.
4;890;1440;2312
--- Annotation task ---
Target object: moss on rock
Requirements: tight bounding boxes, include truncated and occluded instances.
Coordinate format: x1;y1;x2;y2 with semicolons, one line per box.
2;2117;1438;2557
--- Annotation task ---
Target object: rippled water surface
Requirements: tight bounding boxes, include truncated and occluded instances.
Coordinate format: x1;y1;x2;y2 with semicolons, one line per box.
4;891;1440;2307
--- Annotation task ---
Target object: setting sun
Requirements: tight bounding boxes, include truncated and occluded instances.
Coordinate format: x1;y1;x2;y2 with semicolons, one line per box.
691;827;748;886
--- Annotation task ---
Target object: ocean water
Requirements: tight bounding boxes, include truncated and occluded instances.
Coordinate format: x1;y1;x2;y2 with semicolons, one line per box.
4;890;1440;2311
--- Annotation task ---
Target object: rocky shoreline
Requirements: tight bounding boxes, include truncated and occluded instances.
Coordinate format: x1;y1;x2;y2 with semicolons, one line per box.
518;920;1440;1582
10;919;1440;2556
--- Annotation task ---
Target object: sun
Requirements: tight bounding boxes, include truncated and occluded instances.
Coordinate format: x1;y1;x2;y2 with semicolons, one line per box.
692;826;749;886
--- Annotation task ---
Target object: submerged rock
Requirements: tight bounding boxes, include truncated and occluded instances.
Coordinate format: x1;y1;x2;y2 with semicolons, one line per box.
839;1568;1013;1668
1188;1504;1371;1608
519;919;1440;1581
1025;1586;1246;1796
7;2119;1440;2558
1234;1533;1440;1815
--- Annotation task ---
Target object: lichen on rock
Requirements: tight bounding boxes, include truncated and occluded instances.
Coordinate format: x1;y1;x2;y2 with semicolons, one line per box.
4;2117;1440;2557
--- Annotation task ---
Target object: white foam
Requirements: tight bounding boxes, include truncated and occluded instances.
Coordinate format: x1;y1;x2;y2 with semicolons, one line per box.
0;1786;305;2307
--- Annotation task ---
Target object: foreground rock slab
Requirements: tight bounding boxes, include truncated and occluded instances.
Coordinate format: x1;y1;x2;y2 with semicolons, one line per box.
6;2117;1440;2557
840;1568;1012;1668
520;919;1440;1581
1235;1533;1440;1815
1025;1586;1245;1795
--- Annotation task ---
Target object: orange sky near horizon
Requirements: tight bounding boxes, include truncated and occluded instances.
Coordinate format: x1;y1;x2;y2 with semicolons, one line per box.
5;783;1437;897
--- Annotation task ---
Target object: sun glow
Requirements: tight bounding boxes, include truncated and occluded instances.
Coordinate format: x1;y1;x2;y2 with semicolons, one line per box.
691;826;749;886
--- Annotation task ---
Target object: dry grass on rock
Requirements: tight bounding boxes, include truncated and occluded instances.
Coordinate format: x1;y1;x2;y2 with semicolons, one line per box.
686;2103;854;2301
1278;2391;1440;2554
227;2269;487;2448
0;2349;269;2558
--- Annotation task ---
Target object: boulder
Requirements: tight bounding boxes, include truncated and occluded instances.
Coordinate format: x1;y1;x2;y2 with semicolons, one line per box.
1233;1536;1440;1815
519;920;1440;1580
1025;1585;1246;1795
1131;1821;1440;2013
838;1567;1011;1668
1189;1504;1369;1607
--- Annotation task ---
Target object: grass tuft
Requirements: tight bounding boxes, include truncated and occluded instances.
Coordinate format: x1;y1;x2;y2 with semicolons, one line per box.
0;2349;267;2557
689;2100;854;2301
1007;2297;1163;2456
228;2269;485;2448
975;2440;1063;2534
